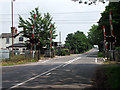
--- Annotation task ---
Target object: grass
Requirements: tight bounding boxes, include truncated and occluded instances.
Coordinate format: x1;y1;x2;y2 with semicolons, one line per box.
1;59;37;66
103;61;120;88
1;55;38;66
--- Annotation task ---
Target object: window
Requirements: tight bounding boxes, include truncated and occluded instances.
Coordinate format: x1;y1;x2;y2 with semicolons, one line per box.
19;37;23;41
6;38;9;44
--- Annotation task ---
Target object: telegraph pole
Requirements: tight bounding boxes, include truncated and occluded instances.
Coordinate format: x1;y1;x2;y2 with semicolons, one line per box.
11;0;14;57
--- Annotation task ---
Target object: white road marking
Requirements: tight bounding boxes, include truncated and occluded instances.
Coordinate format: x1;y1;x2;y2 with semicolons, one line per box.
62;57;81;67
46;73;51;76
39;60;42;62
95;58;97;63
9;64;63;89
42;60;49;63
103;58;106;62
9;57;81;89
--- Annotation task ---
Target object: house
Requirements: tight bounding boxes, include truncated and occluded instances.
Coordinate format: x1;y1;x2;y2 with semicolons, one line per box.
0;27;28;54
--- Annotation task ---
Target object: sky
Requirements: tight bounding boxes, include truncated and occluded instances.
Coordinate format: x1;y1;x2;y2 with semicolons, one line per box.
0;0;109;44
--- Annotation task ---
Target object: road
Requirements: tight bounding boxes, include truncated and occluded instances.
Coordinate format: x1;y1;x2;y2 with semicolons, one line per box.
2;48;103;89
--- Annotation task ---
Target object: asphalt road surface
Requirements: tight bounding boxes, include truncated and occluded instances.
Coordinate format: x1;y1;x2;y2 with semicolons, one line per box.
2;48;103;90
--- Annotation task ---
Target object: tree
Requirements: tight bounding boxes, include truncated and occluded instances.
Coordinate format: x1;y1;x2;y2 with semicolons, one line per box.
18;7;57;50
88;24;103;51
88;2;120;51
97;2;120;50
65;31;91;54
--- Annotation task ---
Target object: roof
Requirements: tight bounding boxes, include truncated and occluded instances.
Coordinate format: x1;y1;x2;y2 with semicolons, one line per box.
7;43;26;48
0;33;20;38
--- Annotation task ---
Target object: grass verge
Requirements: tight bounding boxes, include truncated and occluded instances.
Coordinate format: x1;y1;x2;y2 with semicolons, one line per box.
0;55;38;66
93;61;120;88
97;51;103;57
103;62;120;88
1;59;37;66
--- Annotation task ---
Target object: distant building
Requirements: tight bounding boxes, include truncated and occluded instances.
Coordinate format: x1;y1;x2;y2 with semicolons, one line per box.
0;27;28;54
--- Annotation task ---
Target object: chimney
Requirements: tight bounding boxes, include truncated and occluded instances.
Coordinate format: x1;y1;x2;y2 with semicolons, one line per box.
15;29;17;33
11;27;17;33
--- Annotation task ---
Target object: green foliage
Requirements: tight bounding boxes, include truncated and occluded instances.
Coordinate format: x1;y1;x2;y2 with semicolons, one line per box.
2;55;37;66
88;24;100;45
18;7;57;50
115;47;120;50
104;64;120;88
97;2;120;50
88;2;120;51
97;52;103;57
65;31;91;54
56;49;70;56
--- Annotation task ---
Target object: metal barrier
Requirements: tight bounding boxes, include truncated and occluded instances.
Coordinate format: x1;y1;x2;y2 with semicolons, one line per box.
0;49;9;59
105;50;120;61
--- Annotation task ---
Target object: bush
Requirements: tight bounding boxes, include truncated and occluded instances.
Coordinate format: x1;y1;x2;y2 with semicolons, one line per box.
98;52;103;57
56;49;70;56
115;47;120;50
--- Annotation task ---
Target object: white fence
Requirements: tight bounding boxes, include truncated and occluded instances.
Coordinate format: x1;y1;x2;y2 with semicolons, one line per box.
0;49;9;59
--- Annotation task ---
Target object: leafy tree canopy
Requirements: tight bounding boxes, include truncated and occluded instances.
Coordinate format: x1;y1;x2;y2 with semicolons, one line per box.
65;31;92;54
18;7;57;50
88;2;120;51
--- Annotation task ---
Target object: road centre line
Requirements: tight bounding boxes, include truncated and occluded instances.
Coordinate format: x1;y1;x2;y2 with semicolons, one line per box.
9;64;63;89
62;57;81;67
46;73;51;76
9;57;81;89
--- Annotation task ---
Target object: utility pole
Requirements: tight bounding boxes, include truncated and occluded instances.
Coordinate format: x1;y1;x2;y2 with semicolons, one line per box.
11;0;15;57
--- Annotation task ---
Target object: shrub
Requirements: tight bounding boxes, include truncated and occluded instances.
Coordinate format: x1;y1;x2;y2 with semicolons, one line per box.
98;52;103;57
56;49;70;56
115;47;120;50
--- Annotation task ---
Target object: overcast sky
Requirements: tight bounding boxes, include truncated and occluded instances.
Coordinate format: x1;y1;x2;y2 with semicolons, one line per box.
0;0;108;43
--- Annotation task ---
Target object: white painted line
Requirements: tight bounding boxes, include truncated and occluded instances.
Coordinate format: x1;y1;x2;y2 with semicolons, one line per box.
95;58;97;63
9;64;63;89
62;57;81;67
46;73;51;76
9;57;81;89
103;58;106;62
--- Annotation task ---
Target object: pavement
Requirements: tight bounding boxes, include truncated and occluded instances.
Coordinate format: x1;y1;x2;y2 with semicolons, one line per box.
2;48;104;90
